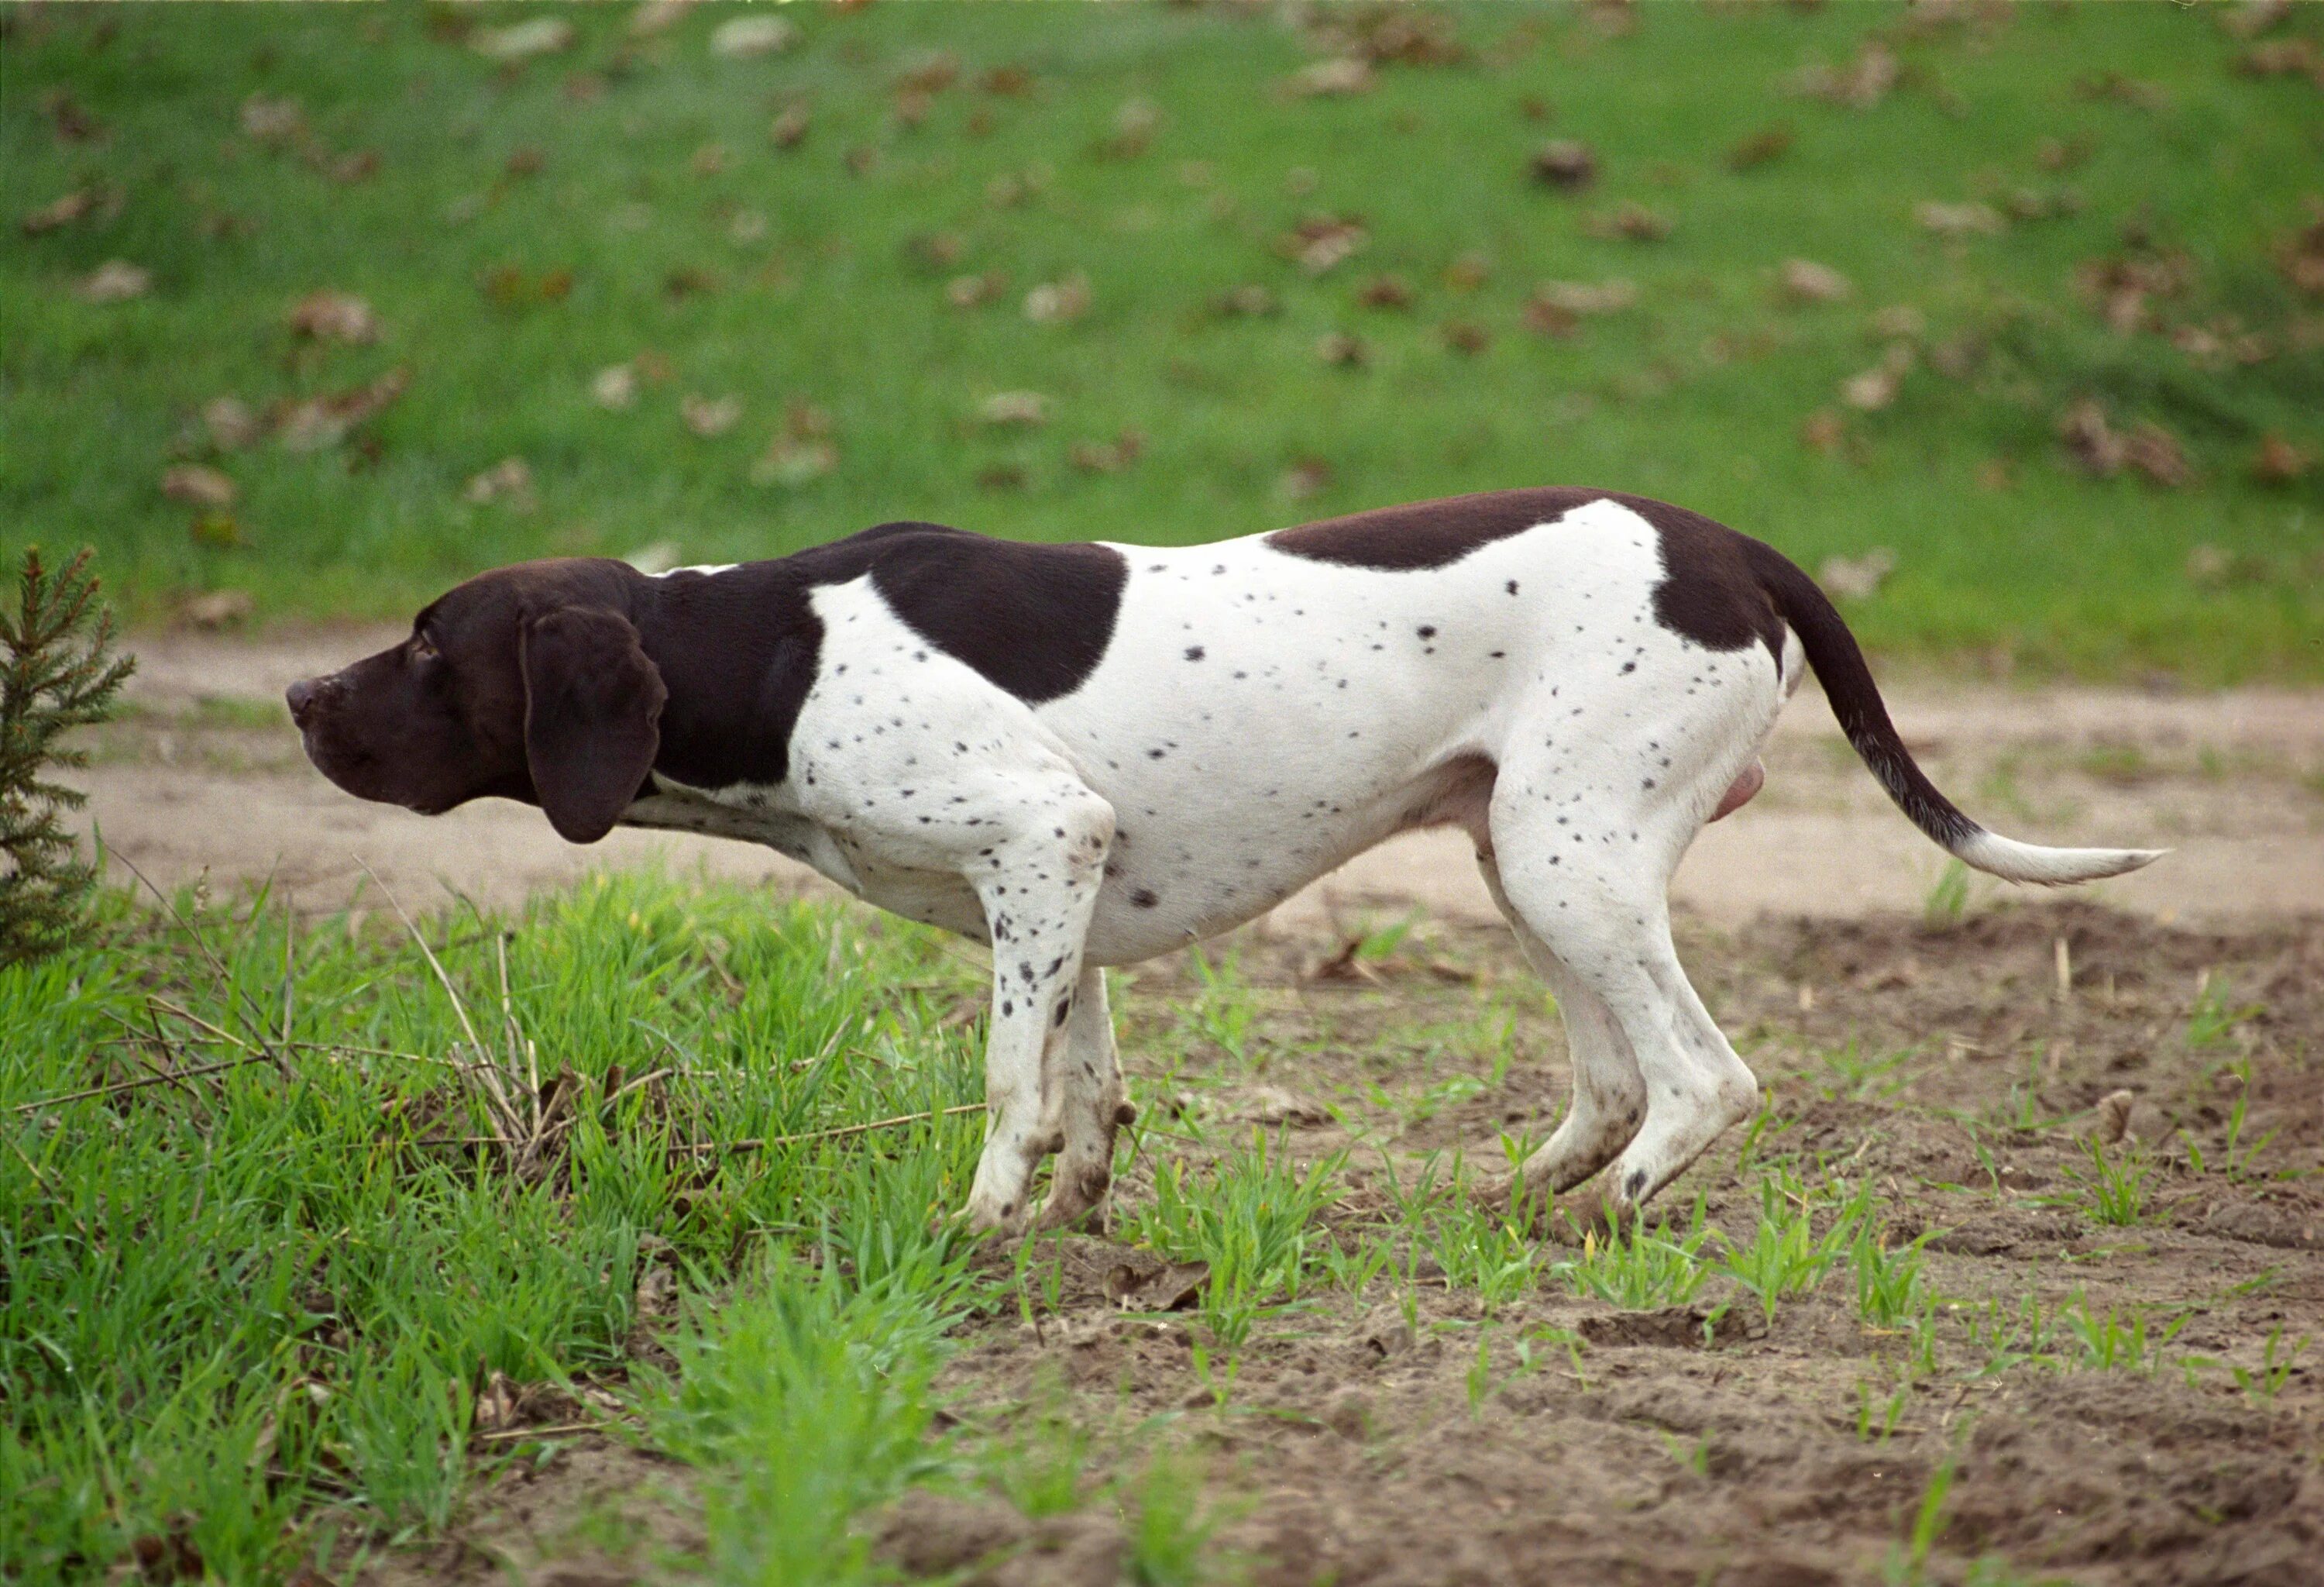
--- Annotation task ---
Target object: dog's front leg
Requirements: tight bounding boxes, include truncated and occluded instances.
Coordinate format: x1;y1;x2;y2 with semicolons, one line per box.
960;787;1115;1236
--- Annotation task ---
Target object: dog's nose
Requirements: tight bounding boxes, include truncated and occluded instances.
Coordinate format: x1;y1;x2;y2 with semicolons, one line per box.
286;676;320;724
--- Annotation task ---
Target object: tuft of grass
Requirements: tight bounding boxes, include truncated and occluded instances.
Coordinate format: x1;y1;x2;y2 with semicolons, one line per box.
1714;1173;1869;1327
1553;1197;1714;1312
641;1248;975;1586
2186;976;2264;1052
2055;1292;2190;1373
1122;1448;1237;1587
2182;1059;2281;1182
2054;1134;2156;1227
1117;1128;1345;1354
1920;861;1973;931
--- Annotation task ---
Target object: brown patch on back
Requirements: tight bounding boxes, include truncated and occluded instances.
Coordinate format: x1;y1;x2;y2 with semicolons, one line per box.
1265;487;1604;570
1619;495;1786;663
1264;486;1786;666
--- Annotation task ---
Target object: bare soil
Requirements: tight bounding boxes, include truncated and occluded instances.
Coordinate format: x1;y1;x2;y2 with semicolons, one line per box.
86;630;2324;1585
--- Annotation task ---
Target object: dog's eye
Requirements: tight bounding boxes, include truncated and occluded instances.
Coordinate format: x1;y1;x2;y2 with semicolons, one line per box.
410;632;438;662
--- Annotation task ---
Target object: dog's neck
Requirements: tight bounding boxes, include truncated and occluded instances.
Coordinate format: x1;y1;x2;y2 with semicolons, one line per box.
623;560;820;794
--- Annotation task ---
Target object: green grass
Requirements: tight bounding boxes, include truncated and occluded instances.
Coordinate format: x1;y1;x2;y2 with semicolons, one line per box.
0;870;993;1583
5;2;2322;678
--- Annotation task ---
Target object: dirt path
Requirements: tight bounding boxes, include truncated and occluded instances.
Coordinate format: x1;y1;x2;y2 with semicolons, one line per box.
78;625;2324;926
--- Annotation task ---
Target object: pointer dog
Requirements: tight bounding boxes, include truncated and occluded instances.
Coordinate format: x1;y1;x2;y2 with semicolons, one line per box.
290;488;2160;1234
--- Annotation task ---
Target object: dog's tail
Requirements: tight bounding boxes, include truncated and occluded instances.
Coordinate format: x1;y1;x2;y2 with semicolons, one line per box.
1745;540;2164;886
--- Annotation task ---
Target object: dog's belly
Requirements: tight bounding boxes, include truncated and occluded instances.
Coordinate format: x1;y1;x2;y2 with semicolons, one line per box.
1074;752;1496;963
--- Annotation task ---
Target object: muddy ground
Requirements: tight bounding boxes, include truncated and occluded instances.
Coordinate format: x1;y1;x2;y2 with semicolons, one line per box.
363;901;2324;1587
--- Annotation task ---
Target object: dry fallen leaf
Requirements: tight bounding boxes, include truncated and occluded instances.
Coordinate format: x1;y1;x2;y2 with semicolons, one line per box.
945;270;1007;309
1315;331;1367;367
463;456;535;508
2274;210;2324;299
1799;409;1848;455
1728;123;1794;171
203;397;260;451
40;88;105;145
239;93;307;148
754;435;837;487
1586;203;1669;243
2252;433;2310;484
1356;272;1414;310
1780;258;1852;304
1529;139;1597;190
1916;201;2006;238
1069;430;1143;473
1286;57;1374;98
1277;215;1368;275
76;260;151;304
2219;0;2291;39
474;1370;519;1434
681;394;741;438
1443;253;1491;291
2089;1090;2137;1146
1839;345;1913;411
769;102;812;150
272;368;409;452
978;391;1050;428
472;18;576;62
591;363;638;409
1023;273;1092;325
2125;423;2190;488
1103;98;1161;158
1212;284;1279;318
2058;400;2126;477
287;291;380;345
162;465;237;510
629;0;695;37
1440;320;1489;355
131;1519;205;1584
1789;40;1898;108
22;189;96;236
1533;279;1637;315
1277;458;1333;501
690;142;730;177
1818;548;1897;601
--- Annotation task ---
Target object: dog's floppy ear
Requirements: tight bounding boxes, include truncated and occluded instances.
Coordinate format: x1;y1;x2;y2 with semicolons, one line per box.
521;608;666;844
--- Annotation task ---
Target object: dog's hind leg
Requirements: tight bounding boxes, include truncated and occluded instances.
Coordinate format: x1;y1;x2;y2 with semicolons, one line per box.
1484;782;1758;1233
1476;852;1646;1199
1034;964;1133;1232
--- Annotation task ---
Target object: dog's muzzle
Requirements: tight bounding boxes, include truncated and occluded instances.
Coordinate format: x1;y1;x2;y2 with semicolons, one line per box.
285;674;336;727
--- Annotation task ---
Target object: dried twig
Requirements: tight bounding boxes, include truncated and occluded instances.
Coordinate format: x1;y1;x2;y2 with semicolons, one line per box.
9;1052;276;1114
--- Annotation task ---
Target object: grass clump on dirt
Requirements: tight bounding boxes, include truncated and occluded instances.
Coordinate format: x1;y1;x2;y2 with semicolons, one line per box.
5;2;2322;678
0;872;995;1583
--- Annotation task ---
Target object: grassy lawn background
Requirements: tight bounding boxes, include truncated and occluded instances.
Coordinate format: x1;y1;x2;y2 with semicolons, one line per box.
4;0;2321;679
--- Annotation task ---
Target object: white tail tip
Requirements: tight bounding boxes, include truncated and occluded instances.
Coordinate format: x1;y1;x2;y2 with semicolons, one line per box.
1953;831;2168;887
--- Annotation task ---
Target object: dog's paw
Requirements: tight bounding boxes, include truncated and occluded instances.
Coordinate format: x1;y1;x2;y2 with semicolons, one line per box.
961;1186;1032;1238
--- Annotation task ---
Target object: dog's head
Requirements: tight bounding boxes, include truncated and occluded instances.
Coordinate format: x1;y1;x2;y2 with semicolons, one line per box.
287;559;666;844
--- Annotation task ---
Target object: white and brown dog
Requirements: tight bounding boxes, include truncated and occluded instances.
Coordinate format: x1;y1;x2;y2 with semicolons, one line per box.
289;488;2160;1234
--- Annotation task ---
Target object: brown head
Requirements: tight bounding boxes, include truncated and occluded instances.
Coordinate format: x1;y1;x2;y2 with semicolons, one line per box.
287;559;667;844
